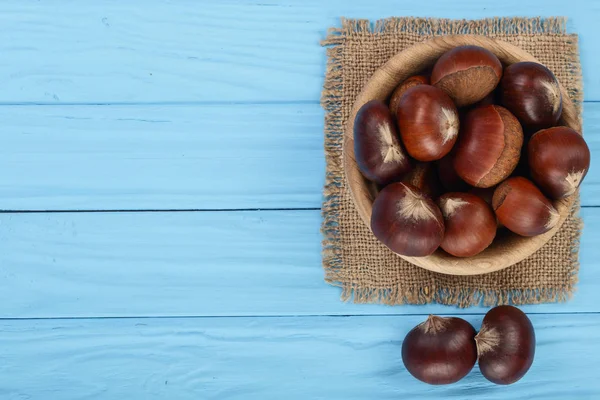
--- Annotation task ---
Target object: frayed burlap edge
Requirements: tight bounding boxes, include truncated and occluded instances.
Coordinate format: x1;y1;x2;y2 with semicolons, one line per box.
320;16;584;307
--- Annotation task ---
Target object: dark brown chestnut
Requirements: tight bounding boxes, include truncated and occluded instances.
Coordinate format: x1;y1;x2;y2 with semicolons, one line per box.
454;105;523;188
389;75;429;114
431;45;502;107
438;193;497;257
436;152;471;192
354;100;412;185
371;182;444;257
492;177;559;237
528;126;591;199
500;61;562;130
402;315;477;385
397;85;459;161
401;162;443;199
476;305;535;385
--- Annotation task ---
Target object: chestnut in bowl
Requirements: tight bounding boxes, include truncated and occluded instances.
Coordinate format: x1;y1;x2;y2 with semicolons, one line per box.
500;61;562;130
432;45;502;107
397;85;459;162
371;182;444;257
389;75;429;114
453;105;523;188
528;126;590;199
353;100;412;185
493;177;559;237
438;192;497;257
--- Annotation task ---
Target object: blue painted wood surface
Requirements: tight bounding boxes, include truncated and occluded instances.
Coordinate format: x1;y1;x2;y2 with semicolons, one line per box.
0;1;599;398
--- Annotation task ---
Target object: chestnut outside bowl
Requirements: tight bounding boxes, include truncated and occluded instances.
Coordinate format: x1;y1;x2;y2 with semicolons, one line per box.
345;35;581;276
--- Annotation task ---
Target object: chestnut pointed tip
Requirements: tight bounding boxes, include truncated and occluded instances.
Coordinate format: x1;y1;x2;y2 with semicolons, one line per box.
421;315;449;334
474;324;500;357
397;184;439;222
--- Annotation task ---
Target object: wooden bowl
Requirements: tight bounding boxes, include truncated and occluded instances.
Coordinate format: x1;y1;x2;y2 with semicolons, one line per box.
344;35;581;276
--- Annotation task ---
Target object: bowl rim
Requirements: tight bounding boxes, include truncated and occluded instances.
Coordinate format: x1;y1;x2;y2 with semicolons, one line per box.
344;34;580;276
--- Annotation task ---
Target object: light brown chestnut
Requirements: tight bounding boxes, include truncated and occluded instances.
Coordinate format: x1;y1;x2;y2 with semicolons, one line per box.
371;182;444;257
401;162;443;199
431;45;502;107
353;100;412;185
528;126;590;199
454;105;523;188
500;61;562;130
389;75;429;114
438;193;497;257
397;85;459;162
492;177;559;237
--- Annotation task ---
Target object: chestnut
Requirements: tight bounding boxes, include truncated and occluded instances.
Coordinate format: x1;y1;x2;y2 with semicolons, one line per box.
397;85;459;161
371;182;444;257
500;61;562;130
436;152;471;192
402;315;477;385
431;45;502;107
438;193;496;257
492;177;559;237
476;305;535;385
389;75;429;114
401;162;443;199
453;105;523;188
353;100;412;185
528;126;590;199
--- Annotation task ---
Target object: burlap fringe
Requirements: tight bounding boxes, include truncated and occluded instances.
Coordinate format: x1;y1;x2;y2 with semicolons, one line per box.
321;16;567;46
320;16;584;308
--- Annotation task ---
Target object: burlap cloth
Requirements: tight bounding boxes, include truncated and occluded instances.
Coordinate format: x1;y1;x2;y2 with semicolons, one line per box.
321;17;583;307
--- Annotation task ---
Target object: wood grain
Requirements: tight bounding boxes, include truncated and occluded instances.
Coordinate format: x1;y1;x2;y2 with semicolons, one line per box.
0;104;324;210
0;103;598;211
0;208;598;318
0;0;598;103
0;314;598;399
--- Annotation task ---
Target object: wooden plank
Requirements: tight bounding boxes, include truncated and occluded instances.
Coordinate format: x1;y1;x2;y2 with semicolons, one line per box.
0;0;598;103
0;208;598;318
0;104;324;210
0;314;598;399
0;102;598;210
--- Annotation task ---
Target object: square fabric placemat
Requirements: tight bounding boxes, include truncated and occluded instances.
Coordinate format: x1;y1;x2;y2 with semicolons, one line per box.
321;17;583;307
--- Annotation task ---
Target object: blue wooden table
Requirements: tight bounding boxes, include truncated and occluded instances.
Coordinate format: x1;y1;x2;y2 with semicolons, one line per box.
1;1;599;398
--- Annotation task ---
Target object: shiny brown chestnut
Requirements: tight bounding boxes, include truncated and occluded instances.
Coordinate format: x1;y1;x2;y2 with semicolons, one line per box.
371;182;444;257
402;315;477;385
401;162;443;199
454;105;523;188
528;126;591;199
431;45;502;107
389;75;429;114
500;61;562;130
436;152;471;192
492;177;559;237
438;193;497;257
353;100;412;185
476;306;535;385
397;85;459;162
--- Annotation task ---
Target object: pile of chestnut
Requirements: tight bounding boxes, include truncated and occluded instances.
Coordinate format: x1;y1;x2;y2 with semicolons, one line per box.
402;305;535;385
355;45;591;257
